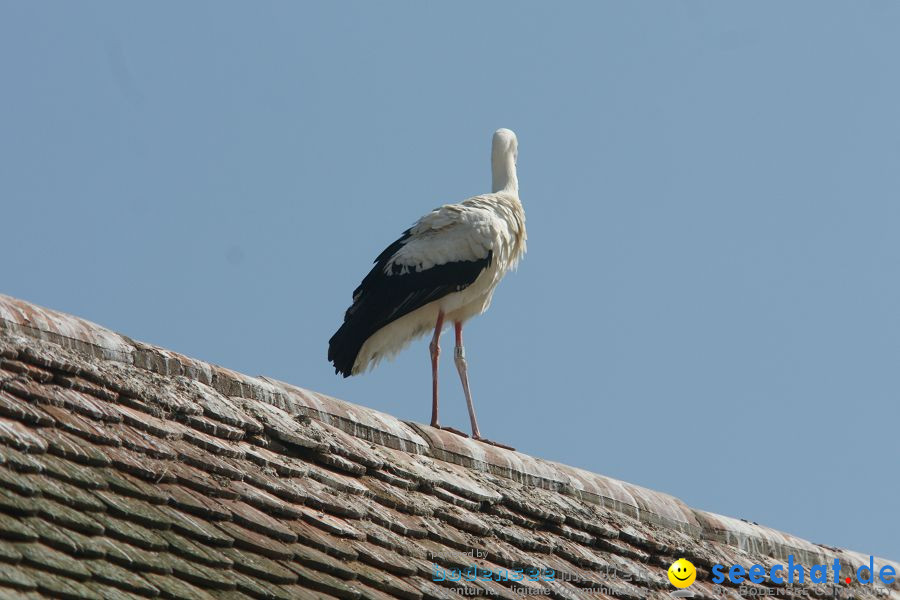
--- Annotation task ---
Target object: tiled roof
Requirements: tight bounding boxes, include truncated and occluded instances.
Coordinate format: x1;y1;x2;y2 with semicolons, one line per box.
0;293;896;600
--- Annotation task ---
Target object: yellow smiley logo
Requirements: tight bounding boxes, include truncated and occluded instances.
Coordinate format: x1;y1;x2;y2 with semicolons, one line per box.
668;558;696;588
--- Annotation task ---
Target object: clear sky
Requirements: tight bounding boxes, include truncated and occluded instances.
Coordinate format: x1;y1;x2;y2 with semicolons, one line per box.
2;2;898;559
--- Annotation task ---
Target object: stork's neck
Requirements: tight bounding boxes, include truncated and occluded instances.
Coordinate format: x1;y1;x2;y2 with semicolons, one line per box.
492;151;518;194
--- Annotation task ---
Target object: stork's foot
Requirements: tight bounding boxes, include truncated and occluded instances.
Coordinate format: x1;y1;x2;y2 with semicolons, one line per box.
473;436;515;451
434;425;469;438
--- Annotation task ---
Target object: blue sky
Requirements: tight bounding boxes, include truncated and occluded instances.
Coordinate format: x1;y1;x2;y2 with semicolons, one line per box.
2;2;898;559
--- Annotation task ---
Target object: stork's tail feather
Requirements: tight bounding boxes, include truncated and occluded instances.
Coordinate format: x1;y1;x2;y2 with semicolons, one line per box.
328;320;368;377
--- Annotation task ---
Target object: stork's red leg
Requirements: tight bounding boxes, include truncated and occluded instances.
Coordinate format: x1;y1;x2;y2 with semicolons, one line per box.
453;322;515;450
453;322;482;440
429;311;444;428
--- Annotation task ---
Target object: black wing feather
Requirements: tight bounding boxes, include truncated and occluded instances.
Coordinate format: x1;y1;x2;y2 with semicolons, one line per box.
328;231;492;377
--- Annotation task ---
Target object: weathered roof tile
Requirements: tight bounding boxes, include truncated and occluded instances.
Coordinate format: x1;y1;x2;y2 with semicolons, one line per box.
495;523;555;553
91;512;167;551
598;535;652;562
85;580;155;600
430;485;481;511
264;380;429;455
34;475;107;512
433;504;492;536
53;373;118;403
0;485;38;516
541;553;611;589
353;581;407;600
0;538;24;563
113;423;179;460
20;542;93;580
1;376;61;407
245;401;328;452
563;511;619;539
31;568;104;600
501;488;565;524
142;572;221;599
166;508;234;547
55;387;121;422
225;499;299;543
165;484;234;519
554;535;617;570
370;468;418;491
352;560;423;600
307;420;385;470
0;512;39;542
159;529;233;569
0;390;55;427
298;505;365;540
462;575;522;600
222;546;299;585
96;537;171;574
0;416;49;453
289;520;359;561
177;443;245;480
241;469;311;505
204;394;264;435
29;518;103;559
362;478;436;516
352;539;419;577
182;427;245;459
408;578;458;600
305;463;369;496
216;519;295;560
290;542;359;580
142;572;221;600
0;568;38;594
242;444;308;478
169;555;239;591
0;444;46;473
39;427;109;466
168;460;240;498
38;404;123;446
354;518;427;558
93;489;175;530
116;401;185;438
32;496;105;535
487;536;552;571
0;465;40;496
364;503;430;539
301;478;367;519
229;479;305;520
183;413;246;441
551;520;597;545
228;570;301;600
421;520;486;557
99;468;169;505
108;448;172;481
83;559;162;595
0;359;54;383
314;451;367;477
288;563;362;600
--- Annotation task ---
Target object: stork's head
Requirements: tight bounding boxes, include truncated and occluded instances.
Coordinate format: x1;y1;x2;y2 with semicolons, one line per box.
491;128;519;193
492;128;518;164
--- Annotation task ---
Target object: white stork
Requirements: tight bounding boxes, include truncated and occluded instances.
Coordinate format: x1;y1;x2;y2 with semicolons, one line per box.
328;128;526;446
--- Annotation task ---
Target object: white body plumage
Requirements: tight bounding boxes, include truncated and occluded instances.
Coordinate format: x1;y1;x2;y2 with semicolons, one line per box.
328;128;526;379
354;191;527;374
